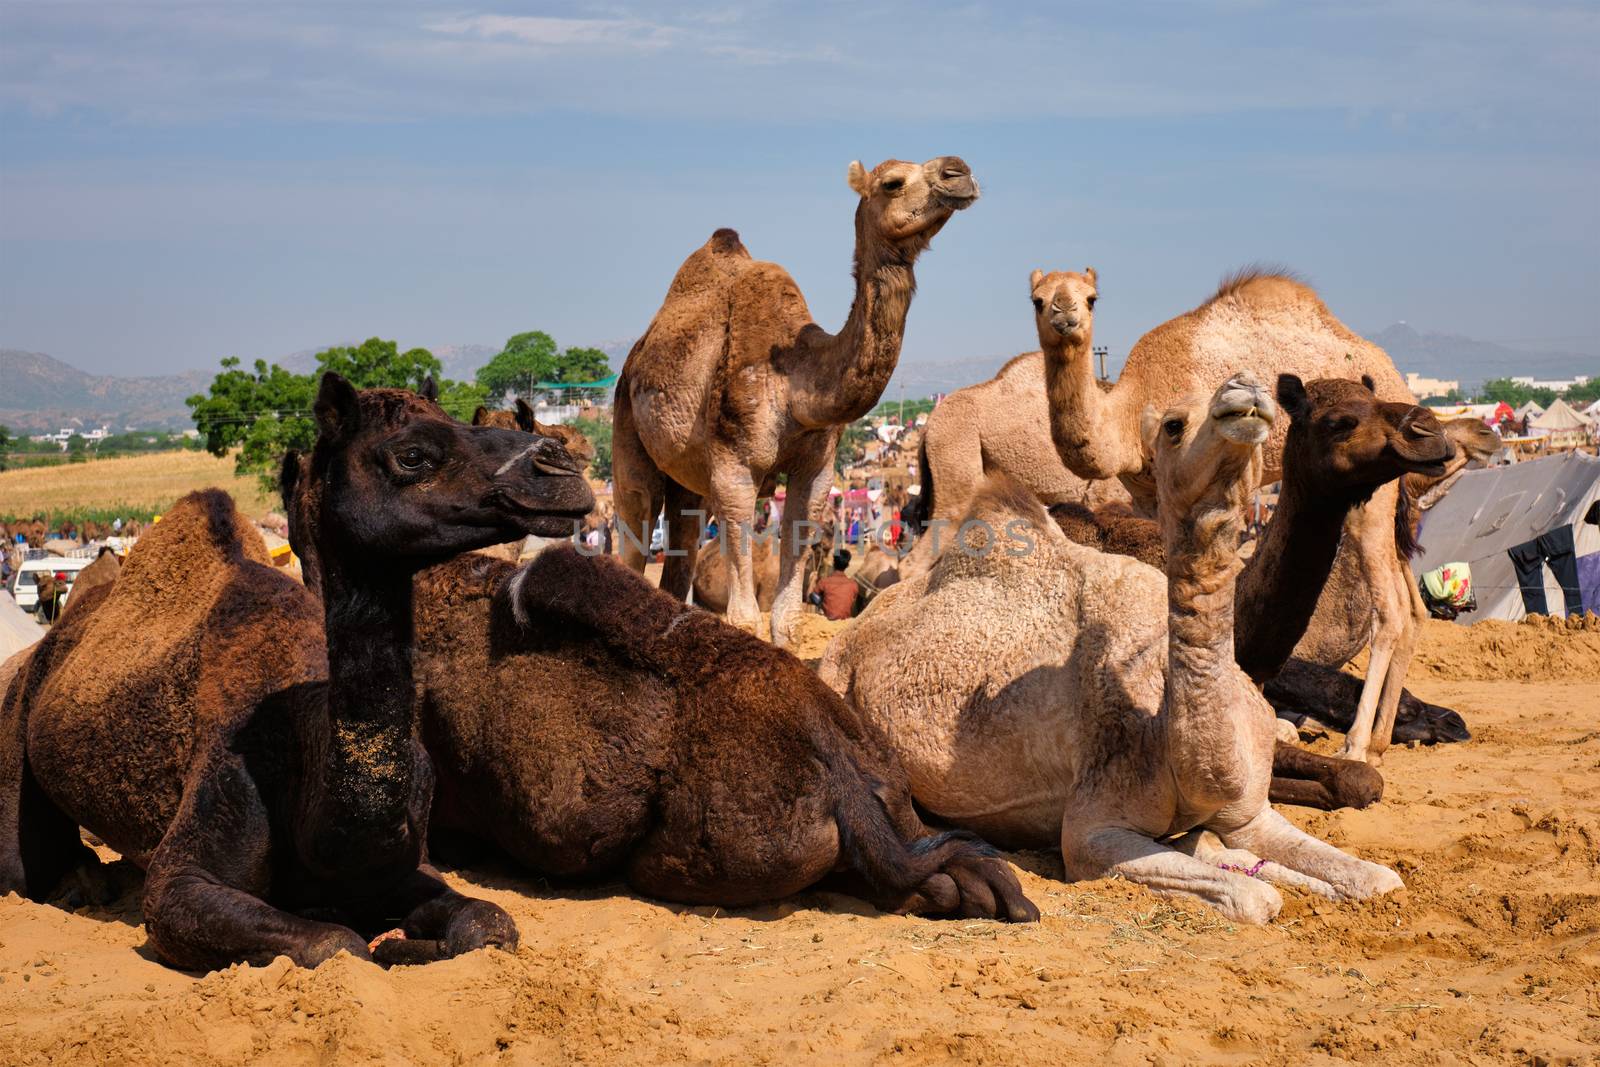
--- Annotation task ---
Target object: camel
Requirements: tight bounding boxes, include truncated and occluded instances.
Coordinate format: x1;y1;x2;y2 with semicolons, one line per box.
0;374;593;970
821;373;1403;921
1033;266;1432;765
613;156;979;646
281;460;1038;923
899;348;1130;580
472;399;596;472
59;547;120;616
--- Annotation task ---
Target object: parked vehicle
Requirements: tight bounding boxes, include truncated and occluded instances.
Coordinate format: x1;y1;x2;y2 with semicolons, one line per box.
8;556;96;618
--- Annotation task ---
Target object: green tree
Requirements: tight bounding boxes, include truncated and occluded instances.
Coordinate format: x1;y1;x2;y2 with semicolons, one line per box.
1420;387;1463;404
1564;375;1600;406
187;337;460;494
549;346;611;385
571;415;613;481
1478;377;1556;408
0;424;10;472
476;332;614;400
435;377;490;421
477;331;559;398
316;337;441;391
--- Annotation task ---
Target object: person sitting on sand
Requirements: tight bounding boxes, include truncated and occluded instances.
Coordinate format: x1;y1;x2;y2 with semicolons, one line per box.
810;549;860;620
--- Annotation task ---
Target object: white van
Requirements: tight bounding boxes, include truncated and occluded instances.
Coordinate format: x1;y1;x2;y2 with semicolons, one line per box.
8;556;96;617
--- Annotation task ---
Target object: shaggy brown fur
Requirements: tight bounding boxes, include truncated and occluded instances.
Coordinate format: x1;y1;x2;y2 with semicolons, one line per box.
278;441;1037;920
0;375;589;970
440;545;1037;919
58;548;120;616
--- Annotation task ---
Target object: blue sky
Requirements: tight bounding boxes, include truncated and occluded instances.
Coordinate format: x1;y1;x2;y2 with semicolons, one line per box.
1;1;1595;391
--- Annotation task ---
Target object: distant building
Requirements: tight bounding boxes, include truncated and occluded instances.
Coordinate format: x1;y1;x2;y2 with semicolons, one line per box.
1510;374;1591;391
1404;371;1459;398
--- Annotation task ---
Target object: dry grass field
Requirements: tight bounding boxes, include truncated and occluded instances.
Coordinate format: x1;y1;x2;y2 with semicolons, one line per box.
0;451;277;524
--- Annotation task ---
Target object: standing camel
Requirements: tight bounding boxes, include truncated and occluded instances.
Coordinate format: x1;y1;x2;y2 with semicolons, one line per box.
1034;266;1428;764
0;374;592;969
613;156;979;646
821;375;1403;922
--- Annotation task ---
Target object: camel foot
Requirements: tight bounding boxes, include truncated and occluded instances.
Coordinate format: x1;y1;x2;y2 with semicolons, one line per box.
890;855;1038;922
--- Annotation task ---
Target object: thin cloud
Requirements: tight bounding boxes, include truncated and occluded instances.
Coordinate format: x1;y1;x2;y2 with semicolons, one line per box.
423;14;677;52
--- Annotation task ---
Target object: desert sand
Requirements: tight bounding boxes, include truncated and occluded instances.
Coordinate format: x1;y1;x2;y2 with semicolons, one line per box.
3;616;1598;1065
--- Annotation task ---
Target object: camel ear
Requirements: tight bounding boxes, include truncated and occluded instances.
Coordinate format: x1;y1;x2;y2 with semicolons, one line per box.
1084;267;1097;287
471;405;491;426
1139;404;1162;453
1360;373;1377;394
418;375;439;402
846;161;870;196
1029;269;1044;291
1276;374;1310;420
514;397;538;434
279;450;302;507
314;372;361;441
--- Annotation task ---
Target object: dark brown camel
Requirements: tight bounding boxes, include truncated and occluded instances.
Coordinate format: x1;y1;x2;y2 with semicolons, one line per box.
1050;374;1457;810
472;399;597;472
280;467;1039;924
0;373;592;970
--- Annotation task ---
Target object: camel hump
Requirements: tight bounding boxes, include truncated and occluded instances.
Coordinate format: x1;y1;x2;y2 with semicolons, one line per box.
706;228;750;258
1206;264;1318;310
124;489;271;578
958;473;1055;555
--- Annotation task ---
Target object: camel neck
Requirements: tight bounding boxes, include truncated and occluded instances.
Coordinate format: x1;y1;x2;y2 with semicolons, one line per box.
1041;334;1137;482
1160;473;1254;798
790;209;917;428
299;554;420;878
1232;471;1351;684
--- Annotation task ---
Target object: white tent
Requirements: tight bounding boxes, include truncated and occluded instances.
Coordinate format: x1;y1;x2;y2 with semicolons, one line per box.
0;589;43;662
1529;397;1594;431
1413;451;1600;622
1515;400;1546;421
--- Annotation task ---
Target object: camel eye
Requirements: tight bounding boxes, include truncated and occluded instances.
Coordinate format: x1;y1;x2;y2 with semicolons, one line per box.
1324;416;1359;437
880;178;904;192
395;447;426;471
1086;296;1097;310
1032;297;1044;312
1163;418;1185;439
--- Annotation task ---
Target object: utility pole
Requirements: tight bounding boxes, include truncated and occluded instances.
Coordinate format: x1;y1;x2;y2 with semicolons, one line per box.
1093;345;1110;382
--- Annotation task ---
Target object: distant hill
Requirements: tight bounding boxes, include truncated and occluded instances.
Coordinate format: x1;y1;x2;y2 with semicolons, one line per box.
0;349;209;434
1367;323;1596;391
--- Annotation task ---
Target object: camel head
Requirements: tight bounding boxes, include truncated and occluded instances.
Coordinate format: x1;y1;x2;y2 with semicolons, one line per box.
1143;372;1275;523
1274;375;1454;502
846;156;978;250
472;399;597;470
1028;268;1098;346
299;373;594;570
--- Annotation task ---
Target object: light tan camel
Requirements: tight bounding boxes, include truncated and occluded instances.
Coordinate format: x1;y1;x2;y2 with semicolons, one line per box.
612;156;979;646
821;373;1403;922
897;334;1131;580
1034;267;1425;764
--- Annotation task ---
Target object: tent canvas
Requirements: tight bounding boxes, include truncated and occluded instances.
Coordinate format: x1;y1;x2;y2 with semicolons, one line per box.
1414;451;1600;623
1529;397;1594;431
0;589;43;662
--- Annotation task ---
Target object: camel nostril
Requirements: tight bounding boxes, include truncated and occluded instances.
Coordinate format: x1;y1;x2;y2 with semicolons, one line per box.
939;158;970;179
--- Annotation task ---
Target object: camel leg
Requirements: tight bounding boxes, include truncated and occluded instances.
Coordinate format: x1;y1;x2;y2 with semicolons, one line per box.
708;462;761;636
1064;823;1283;924
364;864;519;966
770;445;835;649
1269;741;1384;811
1367;567;1425;764
657;480;704;601
142;754;370;970
1169;829;1338;898
1219;807;1402;901
611;388;665;576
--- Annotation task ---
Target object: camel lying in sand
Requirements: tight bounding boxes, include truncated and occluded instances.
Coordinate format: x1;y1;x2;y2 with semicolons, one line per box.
281;446;1039;923
0;375;591;969
821;373;1402;922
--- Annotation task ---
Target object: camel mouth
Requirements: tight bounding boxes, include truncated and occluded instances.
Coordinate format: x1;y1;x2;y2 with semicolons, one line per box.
483;482;595;532
937;187;979;211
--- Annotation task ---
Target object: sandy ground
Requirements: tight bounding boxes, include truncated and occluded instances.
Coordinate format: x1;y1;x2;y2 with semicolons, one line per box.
3;615;1599;1066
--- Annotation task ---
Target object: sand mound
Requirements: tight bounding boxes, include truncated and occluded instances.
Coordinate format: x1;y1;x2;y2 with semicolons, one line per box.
1407;615;1600;682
